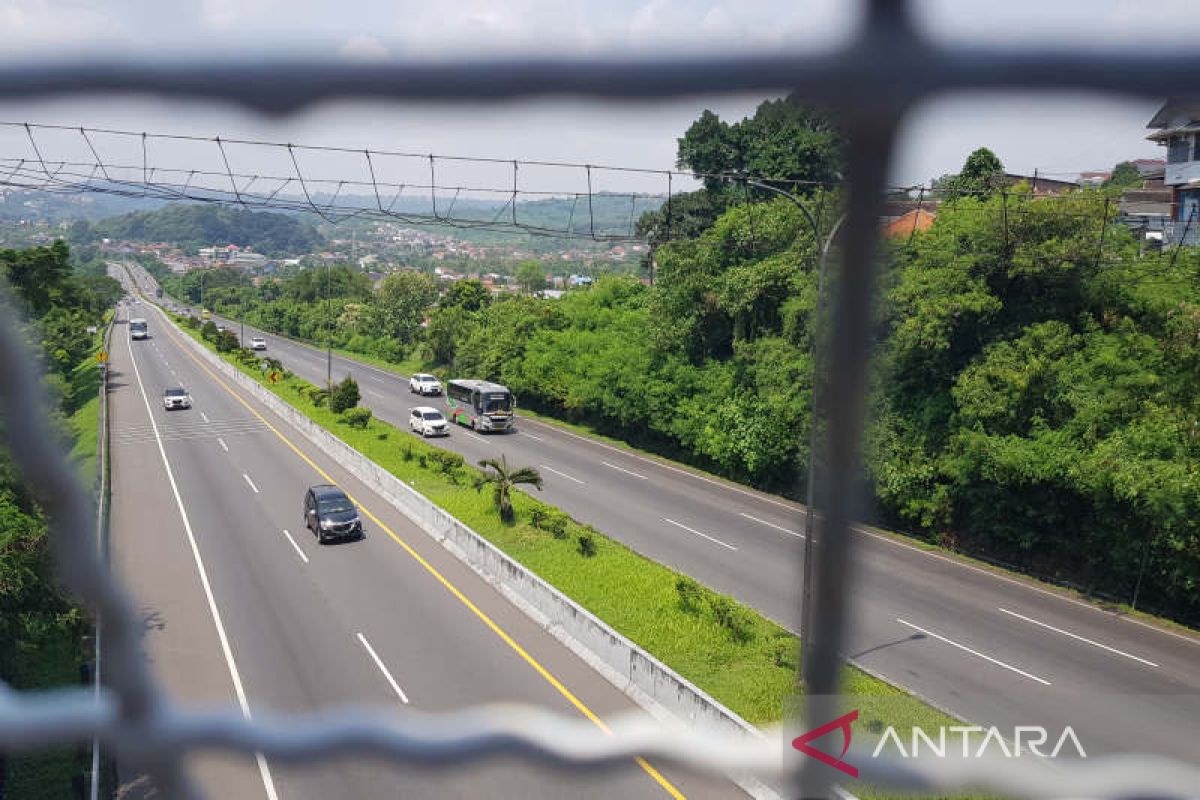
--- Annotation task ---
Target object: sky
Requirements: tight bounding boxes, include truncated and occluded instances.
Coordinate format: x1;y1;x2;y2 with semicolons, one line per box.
0;0;1193;197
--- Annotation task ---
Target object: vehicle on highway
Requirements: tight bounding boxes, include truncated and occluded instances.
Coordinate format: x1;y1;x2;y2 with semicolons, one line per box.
250;336;267;350
129;318;149;340
409;406;449;437
446;379;515;432
162;387;192;410
201;309;211;320
409;372;442;395
303;485;363;543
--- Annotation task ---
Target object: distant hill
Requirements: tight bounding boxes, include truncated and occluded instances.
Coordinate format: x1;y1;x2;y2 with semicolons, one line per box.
0;189;164;222
94;204;325;256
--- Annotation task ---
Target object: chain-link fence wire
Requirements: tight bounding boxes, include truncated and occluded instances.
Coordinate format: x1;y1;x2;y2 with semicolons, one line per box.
3;0;1200;797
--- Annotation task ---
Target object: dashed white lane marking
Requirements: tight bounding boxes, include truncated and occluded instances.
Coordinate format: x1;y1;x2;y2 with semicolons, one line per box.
356;633;409;704
896;618;1052;686
601;460;648;480
217;437;229;452
739;512;804;539
281;529;309;564
539;464;584;485
997;608;1159;668
243;473;260;494
663;518;738;551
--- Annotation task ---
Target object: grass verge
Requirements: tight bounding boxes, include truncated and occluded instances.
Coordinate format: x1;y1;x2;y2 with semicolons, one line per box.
171;314;985;799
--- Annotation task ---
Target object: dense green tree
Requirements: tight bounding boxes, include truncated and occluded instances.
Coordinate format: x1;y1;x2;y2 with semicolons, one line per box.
369;271;438;346
938;147;1005;200
1104;160;1143;190
440;278;491;312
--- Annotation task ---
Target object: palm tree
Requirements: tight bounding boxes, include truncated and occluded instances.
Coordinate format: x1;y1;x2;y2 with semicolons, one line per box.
474;455;543;523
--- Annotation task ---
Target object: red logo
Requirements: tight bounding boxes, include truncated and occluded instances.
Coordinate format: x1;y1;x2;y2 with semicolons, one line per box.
791;709;859;779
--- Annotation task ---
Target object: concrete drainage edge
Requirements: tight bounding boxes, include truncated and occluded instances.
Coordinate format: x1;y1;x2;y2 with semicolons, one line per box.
164;307;788;799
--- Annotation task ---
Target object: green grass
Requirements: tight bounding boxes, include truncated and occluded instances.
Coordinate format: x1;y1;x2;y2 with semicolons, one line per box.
172;318;985;800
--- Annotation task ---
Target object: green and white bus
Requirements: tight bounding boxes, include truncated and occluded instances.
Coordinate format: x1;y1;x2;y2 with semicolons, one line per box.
445;379;515;432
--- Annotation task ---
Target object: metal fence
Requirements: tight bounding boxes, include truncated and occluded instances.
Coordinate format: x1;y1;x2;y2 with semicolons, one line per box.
2;0;1200;797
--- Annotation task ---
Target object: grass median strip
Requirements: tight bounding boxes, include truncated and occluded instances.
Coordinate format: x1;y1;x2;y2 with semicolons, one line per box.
173;313;982;799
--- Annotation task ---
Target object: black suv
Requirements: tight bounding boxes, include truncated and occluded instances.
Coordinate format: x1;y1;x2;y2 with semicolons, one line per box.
303;485;363;543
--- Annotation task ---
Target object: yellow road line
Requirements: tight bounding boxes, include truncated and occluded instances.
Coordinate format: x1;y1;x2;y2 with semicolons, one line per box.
155;307;686;800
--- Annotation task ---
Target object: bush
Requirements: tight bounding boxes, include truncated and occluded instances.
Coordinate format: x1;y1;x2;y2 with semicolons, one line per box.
183;315;199;329
402;443;414;461
376;432;389;440
577;532;597;558
342;407;372;429
329;375;360;413
215;329;239;353
427;450;465;480
544;511;570;539
308;387;329;407
675;576;704;614
530;506;548;529
709;595;756;644
417;453;428;469
200;320;218;341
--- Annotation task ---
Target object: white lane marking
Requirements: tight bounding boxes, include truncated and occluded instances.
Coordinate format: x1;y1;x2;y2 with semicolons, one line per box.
663;518;738;551
243;473;260;494
356;633;410;704
521;432;544;442
199;411;210;423
281;529;309;564
997;608;1159;667
896;618;1051;686
217;437;229;452
739;512;804;539
125;329;280;800
367;389;388;400
539;464;584;485
601;460;648;480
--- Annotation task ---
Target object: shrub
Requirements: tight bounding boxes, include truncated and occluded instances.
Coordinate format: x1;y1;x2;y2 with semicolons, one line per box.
329;375;360;413
675;576;704;614
376;432;389;440
577;532;597;558
308;387;329;407
544;511;570;539
417;453;428;469
709;595;756;644
402;444;414;461
183;315;199;329
342;407;373;429
200;320;218;341
215;329;239;353
530;506;548;529
427;450;465;481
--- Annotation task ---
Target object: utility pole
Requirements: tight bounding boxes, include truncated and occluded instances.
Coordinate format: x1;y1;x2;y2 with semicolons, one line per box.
746;179;845;689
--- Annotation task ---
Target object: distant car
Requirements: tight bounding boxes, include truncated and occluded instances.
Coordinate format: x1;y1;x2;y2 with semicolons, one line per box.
303;485;363;543
163;387;192;410
409;406;449;437
250;336;267;350
409;373;442;395
216;324;227;333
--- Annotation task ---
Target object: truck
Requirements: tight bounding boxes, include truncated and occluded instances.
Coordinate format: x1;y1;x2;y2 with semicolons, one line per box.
129;318;149;340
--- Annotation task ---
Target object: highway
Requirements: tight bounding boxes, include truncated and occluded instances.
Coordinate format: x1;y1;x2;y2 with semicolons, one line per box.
107;270;735;798
125;263;1200;766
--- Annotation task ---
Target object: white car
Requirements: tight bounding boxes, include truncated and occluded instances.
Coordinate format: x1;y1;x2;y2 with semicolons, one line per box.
409;406;449;437
409;373;442;395
250;336;267;350
163;387;192;410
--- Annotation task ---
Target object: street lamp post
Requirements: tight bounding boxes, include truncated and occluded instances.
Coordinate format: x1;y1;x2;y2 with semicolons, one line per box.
746;179;845;689
325;259;333;392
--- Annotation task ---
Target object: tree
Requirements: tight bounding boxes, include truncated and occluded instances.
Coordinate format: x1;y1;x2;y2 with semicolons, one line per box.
215;329;239;353
369;270;439;347
515;260;547;295
1104;161;1142;190
441;278;491;312
474;455;543;523
940;147;1005;200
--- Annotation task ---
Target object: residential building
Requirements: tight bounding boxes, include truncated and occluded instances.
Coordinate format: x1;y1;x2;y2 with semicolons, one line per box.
1146;99;1200;244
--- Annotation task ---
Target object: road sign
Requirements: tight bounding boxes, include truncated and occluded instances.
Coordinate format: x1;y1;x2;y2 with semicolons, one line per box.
95;350;108;364
268;371;281;384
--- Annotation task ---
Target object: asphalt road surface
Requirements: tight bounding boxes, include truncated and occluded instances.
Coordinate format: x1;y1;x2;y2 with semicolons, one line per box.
108;277;737;798
125;263;1200;767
